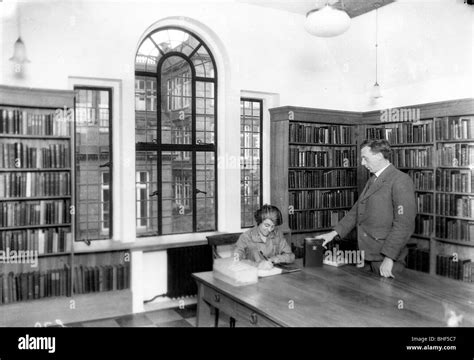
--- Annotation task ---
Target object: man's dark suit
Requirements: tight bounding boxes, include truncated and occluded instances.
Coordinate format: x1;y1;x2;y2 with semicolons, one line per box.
334;164;416;263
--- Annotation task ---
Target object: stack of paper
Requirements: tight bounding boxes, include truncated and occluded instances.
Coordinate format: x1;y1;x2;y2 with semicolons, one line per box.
257;267;282;277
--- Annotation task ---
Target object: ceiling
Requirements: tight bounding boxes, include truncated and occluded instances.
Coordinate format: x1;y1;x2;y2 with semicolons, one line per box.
238;0;395;18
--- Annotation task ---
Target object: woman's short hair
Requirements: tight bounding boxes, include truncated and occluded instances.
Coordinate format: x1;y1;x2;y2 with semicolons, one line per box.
254;204;283;226
360;139;391;160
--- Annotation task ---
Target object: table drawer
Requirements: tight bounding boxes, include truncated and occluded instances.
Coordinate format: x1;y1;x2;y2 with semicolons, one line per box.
233;301;279;327
202;285;235;316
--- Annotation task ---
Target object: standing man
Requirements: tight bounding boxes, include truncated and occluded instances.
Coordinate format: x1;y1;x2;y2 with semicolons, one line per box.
316;139;416;278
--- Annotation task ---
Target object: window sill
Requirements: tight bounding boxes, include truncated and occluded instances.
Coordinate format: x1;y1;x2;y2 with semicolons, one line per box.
73;231;228;254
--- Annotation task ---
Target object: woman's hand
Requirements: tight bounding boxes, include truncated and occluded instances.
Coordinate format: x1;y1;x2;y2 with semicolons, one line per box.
257;260;274;270
269;256;279;264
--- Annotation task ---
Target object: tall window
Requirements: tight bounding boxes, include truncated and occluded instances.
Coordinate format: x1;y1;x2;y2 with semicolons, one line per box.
240;99;262;228
135;27;217;235
75;87;113;241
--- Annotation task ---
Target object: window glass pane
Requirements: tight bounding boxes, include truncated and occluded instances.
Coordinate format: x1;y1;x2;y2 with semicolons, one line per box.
135;76;157;144
196;151;215;231
136;38;160;72
196;82;214;145
161;56;192;144
161;151;193;234
152;29;191;53
136;152;159;235
240;99;262;228
75;88;112;241
191;46;214;78
102;186;110;231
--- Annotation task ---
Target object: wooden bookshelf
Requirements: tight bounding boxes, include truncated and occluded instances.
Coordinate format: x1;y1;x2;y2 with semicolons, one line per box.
269;106;360;246
361;99;474;281
0;85;75;314
0;85;132;326
271;99;474;281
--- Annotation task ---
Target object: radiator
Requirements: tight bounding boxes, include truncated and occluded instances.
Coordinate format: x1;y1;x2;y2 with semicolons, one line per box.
167;245;213;299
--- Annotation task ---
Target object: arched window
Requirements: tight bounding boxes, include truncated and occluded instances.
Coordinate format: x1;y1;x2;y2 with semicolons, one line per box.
135;27;217;235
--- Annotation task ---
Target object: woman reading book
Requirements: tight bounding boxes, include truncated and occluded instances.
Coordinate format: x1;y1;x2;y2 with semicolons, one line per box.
234;205;295;270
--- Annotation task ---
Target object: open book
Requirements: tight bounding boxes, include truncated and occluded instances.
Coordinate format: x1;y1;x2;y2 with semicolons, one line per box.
257;263;301;277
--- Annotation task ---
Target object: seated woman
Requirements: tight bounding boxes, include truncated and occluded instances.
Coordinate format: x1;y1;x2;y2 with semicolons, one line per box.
234;204;295;270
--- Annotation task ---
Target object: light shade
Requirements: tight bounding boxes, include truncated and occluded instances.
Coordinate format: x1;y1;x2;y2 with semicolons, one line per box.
9;37;30;64
372;82;382;99
304;5;351;37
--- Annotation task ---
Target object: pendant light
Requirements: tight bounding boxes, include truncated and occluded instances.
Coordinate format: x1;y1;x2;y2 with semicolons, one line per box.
372;5;382;99
304;1;351;38
9;3;30;66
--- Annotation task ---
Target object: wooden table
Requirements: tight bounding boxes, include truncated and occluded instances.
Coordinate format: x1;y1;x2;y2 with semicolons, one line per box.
192;263;474;327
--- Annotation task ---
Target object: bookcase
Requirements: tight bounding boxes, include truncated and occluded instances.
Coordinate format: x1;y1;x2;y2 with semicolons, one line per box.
269;107;361;247
361;99;474;281
0;85;131;326
271;100;474;281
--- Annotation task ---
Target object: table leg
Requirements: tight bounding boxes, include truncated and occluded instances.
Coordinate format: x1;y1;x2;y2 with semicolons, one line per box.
196;283;214;327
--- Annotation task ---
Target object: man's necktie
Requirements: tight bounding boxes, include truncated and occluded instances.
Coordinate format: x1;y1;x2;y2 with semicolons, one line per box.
365;175;376;192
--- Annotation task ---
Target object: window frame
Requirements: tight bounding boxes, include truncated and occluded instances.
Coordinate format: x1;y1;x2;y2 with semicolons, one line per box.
240;98;263;228
101;171;110;233
135;26;218;236
136;170;150;230
74;86;114;241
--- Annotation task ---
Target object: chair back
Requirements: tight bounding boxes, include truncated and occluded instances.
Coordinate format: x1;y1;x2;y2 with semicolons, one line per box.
207;232;242;259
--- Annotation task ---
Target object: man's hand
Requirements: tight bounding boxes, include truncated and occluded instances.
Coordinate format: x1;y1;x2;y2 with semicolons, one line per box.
315;230;338;247
258;260;274;270
380;257;395;278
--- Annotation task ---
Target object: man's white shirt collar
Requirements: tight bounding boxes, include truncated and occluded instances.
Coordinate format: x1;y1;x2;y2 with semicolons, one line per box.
375;163;391;178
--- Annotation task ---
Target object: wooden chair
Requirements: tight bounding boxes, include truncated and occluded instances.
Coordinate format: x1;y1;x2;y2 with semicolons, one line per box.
206;232;242;327
207;232;242;260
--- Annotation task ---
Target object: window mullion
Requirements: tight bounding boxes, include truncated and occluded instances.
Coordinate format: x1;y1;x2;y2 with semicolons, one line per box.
157;70;162;235
192;76;197;232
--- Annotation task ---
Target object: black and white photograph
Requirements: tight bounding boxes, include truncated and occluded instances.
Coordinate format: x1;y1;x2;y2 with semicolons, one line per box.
0;0;473;357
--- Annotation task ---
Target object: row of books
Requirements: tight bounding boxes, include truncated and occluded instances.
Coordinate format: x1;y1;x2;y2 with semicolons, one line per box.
414;215;433;237
1;265;72;304
0;172;71;198
436;255;473;281
289;123;353;145
436;143;474;167
0;200;72;228
0;108;71;137
435;116;474;141
435;194;474;218
288;169;357;189
416;193;433;214
436;168;473;193
406;247;430;273
366;121;433;144
0;228;71;254
390;148;432;168
289;147;356;168
288;210;348;231
435;218;474;241
0;143;71;169
406;170;434;191
289;189;356;210
0;263;130;304
73;263;130;295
